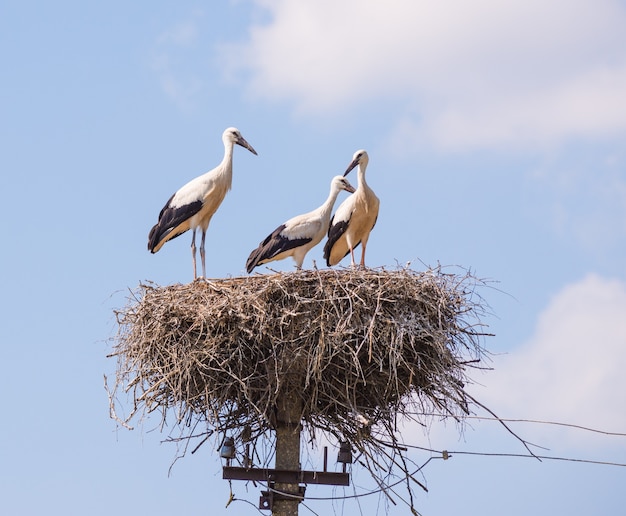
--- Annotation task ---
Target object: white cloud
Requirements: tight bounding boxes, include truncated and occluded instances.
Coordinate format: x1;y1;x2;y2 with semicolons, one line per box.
225;0;626;150
477;274;626;447
397;65;626;151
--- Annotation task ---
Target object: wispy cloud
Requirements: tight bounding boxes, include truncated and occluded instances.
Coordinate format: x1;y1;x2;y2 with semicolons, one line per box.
157;20;198;47
150;13;205;112
528;150;626;254
224;0;626;150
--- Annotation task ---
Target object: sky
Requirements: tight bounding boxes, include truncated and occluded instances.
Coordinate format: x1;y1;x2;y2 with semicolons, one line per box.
1;1;625;515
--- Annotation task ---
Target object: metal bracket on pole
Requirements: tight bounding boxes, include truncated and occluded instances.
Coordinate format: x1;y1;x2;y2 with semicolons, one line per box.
258;485;307;511
223;466;350;486
259;490;272;511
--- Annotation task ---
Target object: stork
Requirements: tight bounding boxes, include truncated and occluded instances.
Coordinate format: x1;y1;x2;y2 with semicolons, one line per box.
148;127;257;279
323;150;379;268
246;175;355;273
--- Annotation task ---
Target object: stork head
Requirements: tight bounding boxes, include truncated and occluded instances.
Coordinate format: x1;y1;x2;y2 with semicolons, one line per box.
344;149;368;177
223;127;258;155
331;175;356;194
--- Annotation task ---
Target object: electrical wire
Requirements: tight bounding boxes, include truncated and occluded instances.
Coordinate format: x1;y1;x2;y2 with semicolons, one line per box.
416;413;626;437
224;416;626;507
251;441;626;505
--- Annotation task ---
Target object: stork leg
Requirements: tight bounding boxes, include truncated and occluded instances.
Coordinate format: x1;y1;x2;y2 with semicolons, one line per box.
359;238;368;268
359;243;367;268
200;228;207;279
191;229;198;279
349;246;357;268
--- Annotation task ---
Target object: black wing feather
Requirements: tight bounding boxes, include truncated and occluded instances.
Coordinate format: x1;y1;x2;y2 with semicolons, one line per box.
148;197;203;252
323;217;352;265
246;224;312;273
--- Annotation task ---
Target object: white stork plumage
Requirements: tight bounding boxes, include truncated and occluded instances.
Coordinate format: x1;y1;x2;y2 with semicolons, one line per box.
323;150;379;268
148;127;257;279
246;175;356;273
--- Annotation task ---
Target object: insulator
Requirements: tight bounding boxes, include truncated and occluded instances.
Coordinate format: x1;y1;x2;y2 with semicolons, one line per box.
337;441;352;464
220;436;236;459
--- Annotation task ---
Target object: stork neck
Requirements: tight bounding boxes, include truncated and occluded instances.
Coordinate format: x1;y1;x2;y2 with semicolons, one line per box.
222;141;235;165
218;142;235;178
357;164;368;187
321;187;342;218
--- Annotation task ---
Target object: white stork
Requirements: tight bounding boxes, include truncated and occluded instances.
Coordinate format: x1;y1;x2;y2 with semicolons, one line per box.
323;150;379;268
246;175;355;273
148;127;257;279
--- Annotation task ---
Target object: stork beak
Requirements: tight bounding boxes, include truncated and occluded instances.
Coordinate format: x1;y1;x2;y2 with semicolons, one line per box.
344;157;359;177
345;182;356;193
236;136;258;156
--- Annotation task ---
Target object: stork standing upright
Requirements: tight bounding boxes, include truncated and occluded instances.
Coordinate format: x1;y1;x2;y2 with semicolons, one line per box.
246;175;355;273
148;127;257;279
323;150;379;268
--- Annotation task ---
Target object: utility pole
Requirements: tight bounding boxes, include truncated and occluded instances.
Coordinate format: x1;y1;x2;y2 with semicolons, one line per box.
272;394;303;516
222;390;349;513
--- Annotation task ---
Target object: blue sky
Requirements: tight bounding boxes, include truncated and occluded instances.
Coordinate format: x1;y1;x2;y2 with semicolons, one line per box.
1;1;625;515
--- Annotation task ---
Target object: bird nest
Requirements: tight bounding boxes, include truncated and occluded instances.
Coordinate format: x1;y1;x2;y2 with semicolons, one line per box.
107;266;491;505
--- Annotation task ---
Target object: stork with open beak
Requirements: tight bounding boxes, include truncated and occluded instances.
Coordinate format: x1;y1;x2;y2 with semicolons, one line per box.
323;150;379;268
246;175;355;273
148;127;257;279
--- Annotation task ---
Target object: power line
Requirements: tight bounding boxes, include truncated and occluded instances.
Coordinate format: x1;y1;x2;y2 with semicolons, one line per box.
421;413;626;437
404;445;626;468
254;443;626;505
228;415;626;509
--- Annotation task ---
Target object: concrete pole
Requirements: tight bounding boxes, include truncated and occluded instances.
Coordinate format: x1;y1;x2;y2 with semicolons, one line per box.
272;393;302;516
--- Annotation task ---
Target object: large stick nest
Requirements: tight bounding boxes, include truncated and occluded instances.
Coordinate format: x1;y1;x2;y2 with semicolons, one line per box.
109;267;490;452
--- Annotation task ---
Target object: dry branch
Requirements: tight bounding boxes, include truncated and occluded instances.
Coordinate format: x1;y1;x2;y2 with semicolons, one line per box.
108;266;492;506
